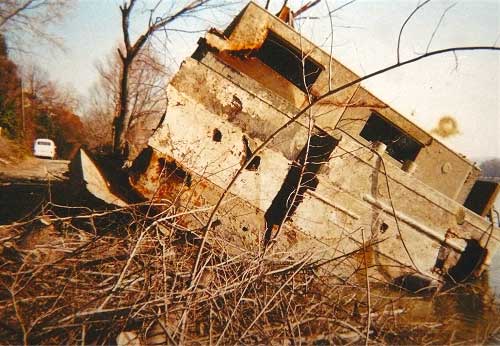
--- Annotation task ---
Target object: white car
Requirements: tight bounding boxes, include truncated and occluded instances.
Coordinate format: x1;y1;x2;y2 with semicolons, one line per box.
33;138;56;159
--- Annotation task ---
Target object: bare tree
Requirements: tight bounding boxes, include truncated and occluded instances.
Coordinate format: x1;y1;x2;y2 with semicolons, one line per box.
0;0;74;53
85;45;169;157
112;0;214;157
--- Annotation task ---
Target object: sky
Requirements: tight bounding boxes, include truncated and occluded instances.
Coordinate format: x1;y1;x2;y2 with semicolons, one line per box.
18;0;500;160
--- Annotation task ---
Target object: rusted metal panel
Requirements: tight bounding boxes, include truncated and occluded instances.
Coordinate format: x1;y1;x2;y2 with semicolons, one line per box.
76;149;127;207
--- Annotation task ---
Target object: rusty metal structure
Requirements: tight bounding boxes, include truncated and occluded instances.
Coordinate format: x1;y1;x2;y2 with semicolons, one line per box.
128;2;500;285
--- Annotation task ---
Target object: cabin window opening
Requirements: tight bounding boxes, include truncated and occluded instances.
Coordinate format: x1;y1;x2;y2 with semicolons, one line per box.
253;31;323;93
463;180;500;216
264;131;338;245
447;239;487;282
360;112;422;163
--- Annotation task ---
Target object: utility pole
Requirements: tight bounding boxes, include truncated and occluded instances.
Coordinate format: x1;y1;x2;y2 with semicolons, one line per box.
20;78;25;136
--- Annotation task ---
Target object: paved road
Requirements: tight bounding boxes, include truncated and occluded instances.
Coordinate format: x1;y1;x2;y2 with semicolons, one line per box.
0;157;70;183
0;157;71;223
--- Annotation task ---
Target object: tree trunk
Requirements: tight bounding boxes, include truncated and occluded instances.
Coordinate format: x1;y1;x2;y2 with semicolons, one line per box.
111;0;209;157
113;56;131;156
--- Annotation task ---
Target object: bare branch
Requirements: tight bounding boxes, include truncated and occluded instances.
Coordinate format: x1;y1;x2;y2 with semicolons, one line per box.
397;0;432;63
0;0;36;27
294;0;321;18
328;0;356;15
120;0;136;52
0;0;74;53
425;2;457;53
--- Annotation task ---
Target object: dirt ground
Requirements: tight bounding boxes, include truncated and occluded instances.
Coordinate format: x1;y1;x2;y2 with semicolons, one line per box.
0;138;70;223
0;156;69;183
0;137;68;182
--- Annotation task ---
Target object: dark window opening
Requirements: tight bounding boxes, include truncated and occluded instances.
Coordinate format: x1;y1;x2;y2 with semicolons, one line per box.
212;128;222;142
264;131;338;245
242;136;261;171
253;31;323;93
464;180;500;216
447;239;487;282
360;113;422;163
158;158;192;187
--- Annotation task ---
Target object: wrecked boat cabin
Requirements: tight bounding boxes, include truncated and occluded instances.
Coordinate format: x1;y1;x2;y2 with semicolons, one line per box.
129;2;500;284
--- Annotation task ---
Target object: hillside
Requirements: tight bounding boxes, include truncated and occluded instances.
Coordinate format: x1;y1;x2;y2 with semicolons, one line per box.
0;136;29;165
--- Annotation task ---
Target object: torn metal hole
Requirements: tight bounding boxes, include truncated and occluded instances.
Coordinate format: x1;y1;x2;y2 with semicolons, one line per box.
158;158;192;187
211;219;222;228
212;128;222;142
264;131;338;245
393;274;438;293
242;136;261;171
380;222;389;233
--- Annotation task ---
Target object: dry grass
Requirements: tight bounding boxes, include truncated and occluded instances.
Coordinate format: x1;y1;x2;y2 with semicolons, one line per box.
0;201;497;345
0;136;30;165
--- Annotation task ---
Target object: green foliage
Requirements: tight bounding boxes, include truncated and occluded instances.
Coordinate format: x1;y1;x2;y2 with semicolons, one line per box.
0;100;19;139
0;38;21;139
